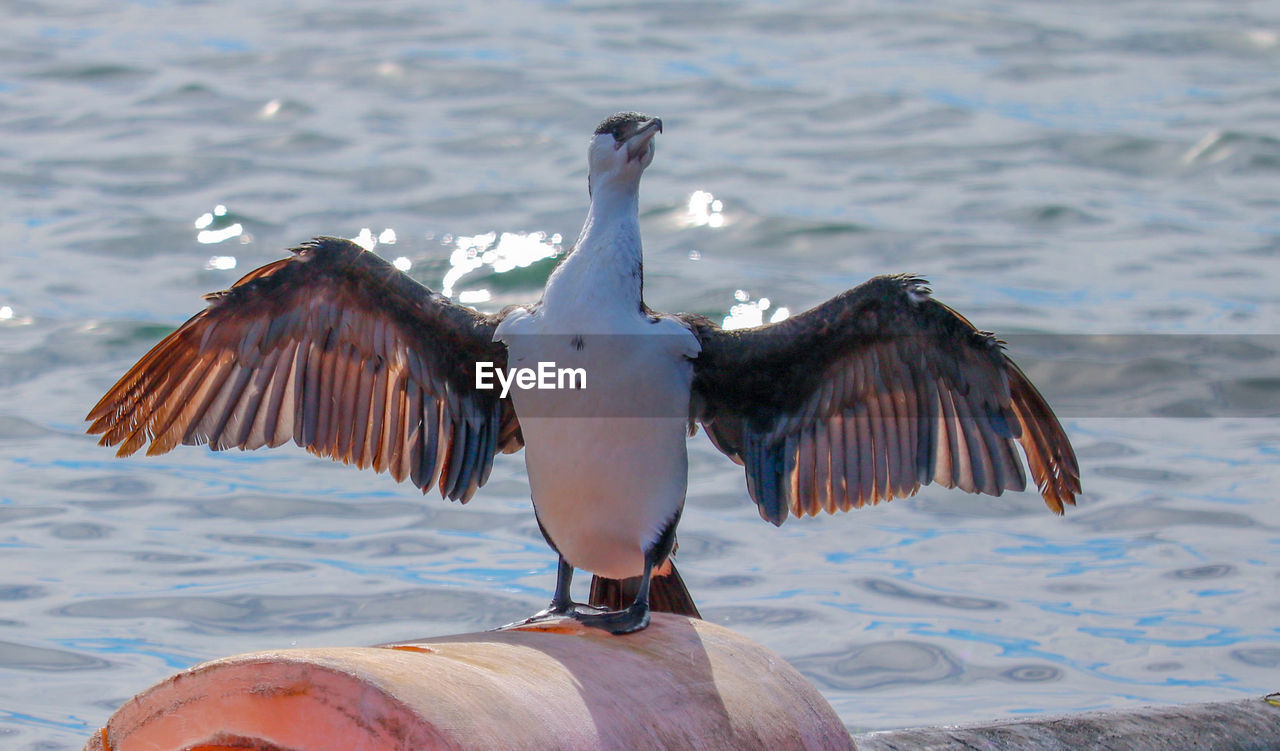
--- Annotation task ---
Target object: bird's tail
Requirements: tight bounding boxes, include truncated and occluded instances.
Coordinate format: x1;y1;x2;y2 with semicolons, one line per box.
589;560;701;618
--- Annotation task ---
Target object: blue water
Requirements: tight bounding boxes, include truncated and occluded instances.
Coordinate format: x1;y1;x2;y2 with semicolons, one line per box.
2;1;1279;747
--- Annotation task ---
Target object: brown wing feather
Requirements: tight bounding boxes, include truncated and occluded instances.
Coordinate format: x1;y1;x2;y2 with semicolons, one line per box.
682;275;1080;525
87;237;523;501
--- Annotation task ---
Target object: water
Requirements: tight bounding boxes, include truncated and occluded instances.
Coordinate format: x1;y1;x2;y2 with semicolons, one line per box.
2;1;1279;747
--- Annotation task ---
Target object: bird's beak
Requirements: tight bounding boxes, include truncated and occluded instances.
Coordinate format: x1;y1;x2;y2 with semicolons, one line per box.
625;117;663;162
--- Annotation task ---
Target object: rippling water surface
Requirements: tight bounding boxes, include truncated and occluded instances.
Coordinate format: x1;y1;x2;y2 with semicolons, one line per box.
2;1;1279;747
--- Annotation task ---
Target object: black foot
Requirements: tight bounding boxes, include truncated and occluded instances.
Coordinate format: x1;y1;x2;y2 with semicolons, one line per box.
493;553;653;634
494;600;618;631
493;601;573;631
569;601;650;635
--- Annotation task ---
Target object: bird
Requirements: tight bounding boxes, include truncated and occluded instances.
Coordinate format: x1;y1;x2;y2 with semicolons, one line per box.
86;112;1081;635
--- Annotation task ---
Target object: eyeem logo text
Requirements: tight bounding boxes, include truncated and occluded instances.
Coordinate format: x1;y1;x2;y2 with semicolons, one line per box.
475;361;587;398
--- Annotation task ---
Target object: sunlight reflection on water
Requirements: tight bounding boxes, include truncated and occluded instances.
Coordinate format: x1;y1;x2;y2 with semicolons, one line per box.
440;230;561;299
686;189;726;228
194;205;246;245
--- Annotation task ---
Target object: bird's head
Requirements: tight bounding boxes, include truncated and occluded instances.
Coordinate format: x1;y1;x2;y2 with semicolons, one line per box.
587;112;662;197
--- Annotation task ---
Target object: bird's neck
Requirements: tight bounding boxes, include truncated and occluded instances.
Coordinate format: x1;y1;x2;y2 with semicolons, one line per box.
542;181;644;318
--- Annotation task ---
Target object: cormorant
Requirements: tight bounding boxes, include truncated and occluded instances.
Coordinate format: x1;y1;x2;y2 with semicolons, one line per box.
88;112;1080;634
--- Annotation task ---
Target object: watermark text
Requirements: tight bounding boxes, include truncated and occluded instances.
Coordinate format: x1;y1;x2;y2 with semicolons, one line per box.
475;361;587;398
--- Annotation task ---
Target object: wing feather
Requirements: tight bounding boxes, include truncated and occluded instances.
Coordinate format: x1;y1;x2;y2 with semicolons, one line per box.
300;338;323;447
87;237;522;500
864;385;888;503
823;418;842;515
683;274;1079;524
839;412;858;511
854;405;873;508
385;370;408;482
238;346;280;449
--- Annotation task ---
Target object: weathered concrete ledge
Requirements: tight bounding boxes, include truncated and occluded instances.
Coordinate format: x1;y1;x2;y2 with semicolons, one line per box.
82;611;1279;751
83;613;853;751
853;694;1280;751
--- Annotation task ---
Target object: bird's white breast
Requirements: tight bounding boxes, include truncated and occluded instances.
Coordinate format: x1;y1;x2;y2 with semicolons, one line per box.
496;301;699;579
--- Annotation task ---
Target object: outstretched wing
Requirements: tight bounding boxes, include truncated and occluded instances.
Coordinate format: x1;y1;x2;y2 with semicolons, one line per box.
681;275;1079;525
87;236;522;502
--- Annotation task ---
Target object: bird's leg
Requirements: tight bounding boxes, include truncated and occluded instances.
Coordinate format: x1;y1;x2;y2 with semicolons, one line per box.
546;554;575;614
569;510;678;634
494;555;578;630
568;557;652;635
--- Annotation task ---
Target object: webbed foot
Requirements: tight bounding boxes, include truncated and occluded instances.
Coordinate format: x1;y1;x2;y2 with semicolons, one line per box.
568;601;650;635
494;600;574;630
